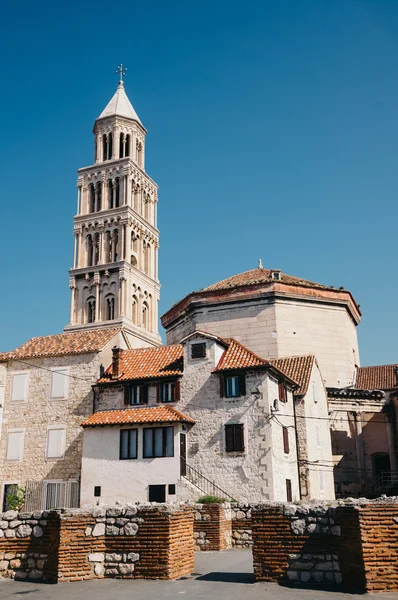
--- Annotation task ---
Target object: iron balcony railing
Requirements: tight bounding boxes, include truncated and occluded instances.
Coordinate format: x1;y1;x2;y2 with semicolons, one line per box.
373;471;398;492
181;459;236;501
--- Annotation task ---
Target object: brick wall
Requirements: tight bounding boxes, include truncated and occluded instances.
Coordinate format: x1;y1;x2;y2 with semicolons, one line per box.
194;504;232;551
0;504;194;583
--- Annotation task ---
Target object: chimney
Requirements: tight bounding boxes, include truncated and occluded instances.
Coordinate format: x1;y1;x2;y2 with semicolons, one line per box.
112;346;120;379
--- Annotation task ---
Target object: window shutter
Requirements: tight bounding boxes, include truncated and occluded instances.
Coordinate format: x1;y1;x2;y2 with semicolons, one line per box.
124;385;131;406
156;384;161;403
11;374;27;401
225;425;234;452
143;385;149;404
220;376;225;398
7;431;23;460
173;381;180;401
51;369;68;398
239;373;246;396
47;428;65;459
278;382;286;402
283;427;289;454
235;423;244;451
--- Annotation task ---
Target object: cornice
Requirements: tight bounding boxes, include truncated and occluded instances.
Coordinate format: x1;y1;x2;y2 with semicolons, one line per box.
77;157;158;190
73;206;159;237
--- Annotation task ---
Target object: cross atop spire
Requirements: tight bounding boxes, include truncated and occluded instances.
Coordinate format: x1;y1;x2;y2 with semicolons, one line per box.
115;64;127;86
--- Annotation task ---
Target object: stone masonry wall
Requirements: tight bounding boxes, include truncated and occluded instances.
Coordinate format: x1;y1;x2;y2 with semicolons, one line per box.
0;504;194;583
194;504;232;551
231;503;253;547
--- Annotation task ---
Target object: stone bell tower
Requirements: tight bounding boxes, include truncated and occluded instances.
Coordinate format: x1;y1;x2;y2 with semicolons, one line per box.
65;65;161;348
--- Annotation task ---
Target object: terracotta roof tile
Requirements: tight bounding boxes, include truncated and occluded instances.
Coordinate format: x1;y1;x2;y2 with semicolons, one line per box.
0;327;122;361
356;365;398;391
271;355;315;396
82;405;195;427
100;344;184;382
214;338;270;372
201;268;331;293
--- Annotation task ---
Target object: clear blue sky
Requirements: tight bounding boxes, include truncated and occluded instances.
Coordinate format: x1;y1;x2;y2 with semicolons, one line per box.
1;0;397;366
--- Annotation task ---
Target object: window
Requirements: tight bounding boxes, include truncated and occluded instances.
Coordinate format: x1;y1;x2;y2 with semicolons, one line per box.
6;430;24;461
168;484;176;495
191;343;206;359
46;427;66;459
222;374;246;398
225;423;244;452
286;479;292;502
94;486;101;497
87;298;96;323
130;384;148;405
312;381;318;403
106;296;115;320
44;481;79;510
149;484;166;502
120;429;138;460
159;381;180;403
51;369;69;399
11;373;28;402
283;426;289;454
3;484;18;512
278;382;288;403
143;427;174;458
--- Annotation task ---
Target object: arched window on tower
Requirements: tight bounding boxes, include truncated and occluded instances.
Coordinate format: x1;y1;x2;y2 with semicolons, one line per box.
108;180;113;209
111;230;119;262
108;132;113;160
104;231;112;263
89;184;95;213
137;140;143;168
133;186;140;213
102;134;107;161
125;134;130;157
119;133;124;159
145;197;151;221
87;297;96;323
106;295;115;320
142;300;150;330
93;233;100;266
115;178;120;208
131;232;139;267
87;234;94;267
96;182;102;211
144;242;151;276
132;295;138;324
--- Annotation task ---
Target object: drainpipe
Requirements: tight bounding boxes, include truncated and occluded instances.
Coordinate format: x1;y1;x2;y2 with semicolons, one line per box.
293;396;303;500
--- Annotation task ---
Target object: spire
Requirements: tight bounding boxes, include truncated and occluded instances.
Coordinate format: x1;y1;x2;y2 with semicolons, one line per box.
97;65;143;125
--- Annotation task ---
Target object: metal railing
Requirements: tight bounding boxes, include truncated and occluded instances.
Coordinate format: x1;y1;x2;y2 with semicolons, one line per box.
24;480;80;512
181;459;236;501
373;471;398;492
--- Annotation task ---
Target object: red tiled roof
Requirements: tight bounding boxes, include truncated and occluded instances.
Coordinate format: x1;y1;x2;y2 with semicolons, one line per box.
356;365;398;391
271;355;315;396
201;268;330;293
99;344;184;382
214;338;270;372
82;405;195;427
0;328;122;361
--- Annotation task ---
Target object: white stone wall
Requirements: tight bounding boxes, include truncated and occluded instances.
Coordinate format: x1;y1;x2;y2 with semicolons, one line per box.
165;297;360;388
0;332;127;507
81;425;182;505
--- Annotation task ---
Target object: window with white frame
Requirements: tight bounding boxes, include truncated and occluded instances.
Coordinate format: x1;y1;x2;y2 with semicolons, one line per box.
11;373;28;402
6;430;24;461
51;369;69;399
46;427;66;459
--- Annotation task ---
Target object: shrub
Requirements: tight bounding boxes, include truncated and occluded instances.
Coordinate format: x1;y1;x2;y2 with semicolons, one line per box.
197;495;227;504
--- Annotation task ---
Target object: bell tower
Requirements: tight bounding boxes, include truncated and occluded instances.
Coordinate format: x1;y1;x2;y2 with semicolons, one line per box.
65;66;161;348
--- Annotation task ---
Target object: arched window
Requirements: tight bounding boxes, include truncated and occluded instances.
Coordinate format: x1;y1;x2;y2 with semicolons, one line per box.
105;231;112;263
96;182;102;211
87;234;93;267
93;233;100;266
125;134;130;157
87;297;96;323
144;198;151;221
108;132;113;160
132;295;138;324
108;180;113;209
142;301;149;329
115;178;120;208
89;184;95;213
102;134;107;161
144;242;151;275
134;186;140;213
106;296;115;320
111;230;119;262
119;133;124;159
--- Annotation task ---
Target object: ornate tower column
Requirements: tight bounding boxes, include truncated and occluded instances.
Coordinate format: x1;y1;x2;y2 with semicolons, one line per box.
65;66;161;348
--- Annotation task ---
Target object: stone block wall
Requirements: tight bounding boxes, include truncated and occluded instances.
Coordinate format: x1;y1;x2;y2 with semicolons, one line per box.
194;504;232;551
231;503;253;547
0;504;194;583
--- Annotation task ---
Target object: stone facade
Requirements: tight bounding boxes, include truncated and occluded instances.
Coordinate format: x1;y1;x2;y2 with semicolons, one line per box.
0;331;127;510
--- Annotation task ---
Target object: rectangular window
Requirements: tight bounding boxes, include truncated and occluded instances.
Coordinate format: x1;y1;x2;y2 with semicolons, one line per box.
226;376;240;398
143;427;174;458
283;426;289;454
191;343;206;359
131;384;148;405
278;382;288;403
120;429;138;459
46;427;66;459
6;430;24;461
94;486;101;497
159;381;180;403
11;373;28;402
286;479;292;502
51;369;69;399
3;484;18;512
225;423;245;452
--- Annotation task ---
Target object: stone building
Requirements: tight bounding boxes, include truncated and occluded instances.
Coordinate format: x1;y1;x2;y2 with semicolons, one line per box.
0;328;128;511
161;266;361;388
64;73;161;349
79;332;335;505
